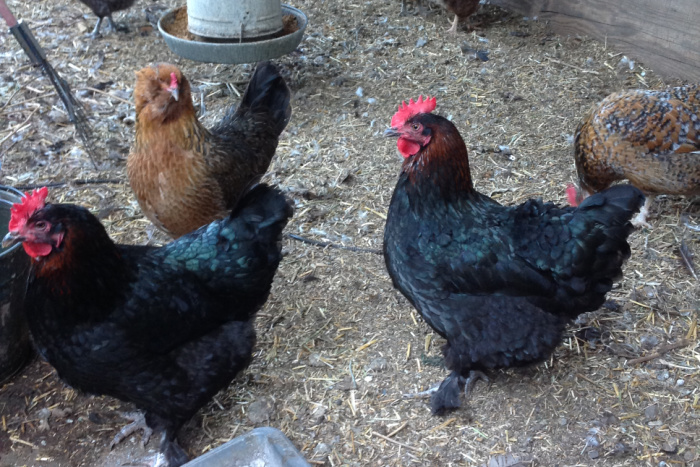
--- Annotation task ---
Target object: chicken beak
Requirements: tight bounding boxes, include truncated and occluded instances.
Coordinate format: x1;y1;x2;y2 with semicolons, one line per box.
384;127;401;138
169;87;179;102
1;231;23;249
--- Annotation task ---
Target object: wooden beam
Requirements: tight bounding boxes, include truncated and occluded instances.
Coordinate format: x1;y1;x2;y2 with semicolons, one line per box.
489;0;542;17
490;0;700;81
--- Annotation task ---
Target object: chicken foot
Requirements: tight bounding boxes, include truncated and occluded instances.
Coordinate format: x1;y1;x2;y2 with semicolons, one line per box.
90;17;106;39
463;370;489;394
682;215;700;231
446;14;460;34
402;370;488;398
110;411;153;450
90;15;127;39
402;370;488;414
631;196;653;229
121;432;187;467
431;370;488;414
447;15;482;34
402;384;440;399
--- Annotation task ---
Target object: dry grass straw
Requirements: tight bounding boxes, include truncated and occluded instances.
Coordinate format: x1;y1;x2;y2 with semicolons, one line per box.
0;0;698;465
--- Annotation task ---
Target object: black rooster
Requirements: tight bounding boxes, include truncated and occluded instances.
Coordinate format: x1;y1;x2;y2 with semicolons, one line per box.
2;184;293;466
383;97;644;414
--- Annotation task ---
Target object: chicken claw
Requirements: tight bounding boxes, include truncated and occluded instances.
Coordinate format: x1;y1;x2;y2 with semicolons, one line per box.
682;215;700;232
446;14;459;34
433;370;488;414
463;370;489;395
631;197;653;229
403;370;489;415
110;412;153;450
402;384;440;399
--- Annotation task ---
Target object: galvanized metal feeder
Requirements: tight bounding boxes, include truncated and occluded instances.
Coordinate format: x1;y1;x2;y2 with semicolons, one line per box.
159;0;307;64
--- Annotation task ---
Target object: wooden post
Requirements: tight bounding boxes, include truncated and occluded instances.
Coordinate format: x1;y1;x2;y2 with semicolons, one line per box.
490;0;700;81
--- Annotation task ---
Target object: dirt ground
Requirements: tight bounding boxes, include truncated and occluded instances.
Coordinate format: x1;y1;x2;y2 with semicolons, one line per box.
1;0;699;466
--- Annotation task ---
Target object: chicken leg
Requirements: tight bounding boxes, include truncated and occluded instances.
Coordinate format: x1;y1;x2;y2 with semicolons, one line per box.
90;17;105;39
446;14;459;34
110;411;153;449
90;14;127;39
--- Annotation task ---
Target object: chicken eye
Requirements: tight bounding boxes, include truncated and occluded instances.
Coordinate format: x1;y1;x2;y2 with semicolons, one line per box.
412;123;420;130
35;221;48;230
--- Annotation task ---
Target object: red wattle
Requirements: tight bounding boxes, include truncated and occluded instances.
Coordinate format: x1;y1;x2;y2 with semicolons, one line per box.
566;184;579;207
23;242;52;258
397;138;420;158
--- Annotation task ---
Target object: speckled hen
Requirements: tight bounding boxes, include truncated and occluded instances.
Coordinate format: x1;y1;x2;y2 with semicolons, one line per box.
570;85;700;227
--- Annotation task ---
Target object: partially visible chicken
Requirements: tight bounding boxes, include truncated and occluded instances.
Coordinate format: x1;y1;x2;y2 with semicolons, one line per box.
2;184;293;467
77;0;135;38
437;0;480;34
129;61;291;238
570;85;700;227
383;96;644;415
400;0;424;16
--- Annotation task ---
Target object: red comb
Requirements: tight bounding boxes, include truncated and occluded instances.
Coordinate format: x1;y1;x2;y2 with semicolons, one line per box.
566;184;579;207
391;96;437;127
9;187;48;232
169;72;178;89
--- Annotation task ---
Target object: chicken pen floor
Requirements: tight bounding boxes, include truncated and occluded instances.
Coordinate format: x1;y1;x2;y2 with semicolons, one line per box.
0;0;698;466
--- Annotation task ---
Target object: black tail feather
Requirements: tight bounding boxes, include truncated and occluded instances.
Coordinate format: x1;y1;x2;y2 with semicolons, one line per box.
230;183;294;235
577;184;645;221
236;61;292;136
559;184;644;314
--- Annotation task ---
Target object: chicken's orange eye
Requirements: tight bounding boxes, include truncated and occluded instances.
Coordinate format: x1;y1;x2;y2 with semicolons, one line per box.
412;123;420;130
35;221;48;230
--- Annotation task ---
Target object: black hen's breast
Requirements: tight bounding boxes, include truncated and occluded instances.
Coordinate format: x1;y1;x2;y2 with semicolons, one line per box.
385;174;643;373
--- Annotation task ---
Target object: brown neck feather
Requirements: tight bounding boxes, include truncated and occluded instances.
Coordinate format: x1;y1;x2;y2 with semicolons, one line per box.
403;121;474;196
33;221;117;272
134;96;207;153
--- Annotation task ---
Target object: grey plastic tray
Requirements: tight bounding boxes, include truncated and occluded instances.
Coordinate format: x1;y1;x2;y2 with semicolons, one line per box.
184;427;310;467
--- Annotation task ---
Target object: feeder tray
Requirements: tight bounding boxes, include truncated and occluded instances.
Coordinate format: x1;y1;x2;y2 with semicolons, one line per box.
158;4;307;64
183;427;310;467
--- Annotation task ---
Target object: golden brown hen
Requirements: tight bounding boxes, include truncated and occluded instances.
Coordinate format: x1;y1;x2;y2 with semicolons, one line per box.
570;85;700;227
437;0;481;34
128;62;291;238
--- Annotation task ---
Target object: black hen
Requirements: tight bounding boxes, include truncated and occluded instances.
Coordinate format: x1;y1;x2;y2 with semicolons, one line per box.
2;184;293;466
77;0;136;38
383;97;643;415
